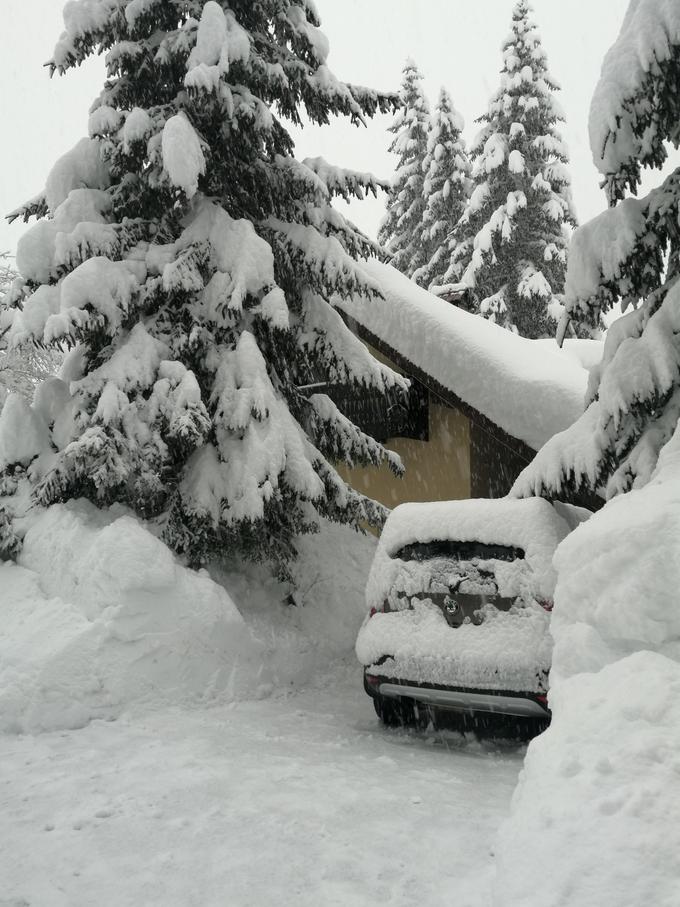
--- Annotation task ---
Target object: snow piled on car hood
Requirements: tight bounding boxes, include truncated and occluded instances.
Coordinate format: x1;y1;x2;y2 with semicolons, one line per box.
366;497;570;610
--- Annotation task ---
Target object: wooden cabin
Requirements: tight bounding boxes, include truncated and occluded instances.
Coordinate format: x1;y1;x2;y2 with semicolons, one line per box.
328;260;602;511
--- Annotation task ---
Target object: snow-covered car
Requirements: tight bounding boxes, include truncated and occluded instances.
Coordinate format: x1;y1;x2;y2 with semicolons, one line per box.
357;497;573;733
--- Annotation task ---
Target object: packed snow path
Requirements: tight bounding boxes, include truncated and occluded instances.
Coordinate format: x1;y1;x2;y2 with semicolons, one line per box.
1;665;523;907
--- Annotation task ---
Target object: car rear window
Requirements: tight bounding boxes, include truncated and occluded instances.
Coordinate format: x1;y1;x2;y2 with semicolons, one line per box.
393;540;525;562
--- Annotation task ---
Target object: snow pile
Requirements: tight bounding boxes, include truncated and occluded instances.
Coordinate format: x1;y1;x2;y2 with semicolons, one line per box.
338;259;589;451
0;496;378;735
493;653;680;907
549;474;680;680
0;501;264;733
494;437;680;906
215;519;377;690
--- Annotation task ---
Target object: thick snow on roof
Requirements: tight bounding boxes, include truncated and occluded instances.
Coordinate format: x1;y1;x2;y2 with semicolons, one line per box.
535;337;604;372
339;259;593;451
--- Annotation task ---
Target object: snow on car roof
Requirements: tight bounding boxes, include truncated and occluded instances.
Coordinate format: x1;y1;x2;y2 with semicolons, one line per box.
337;259;598;452
366;497;570;609
380;497;569;557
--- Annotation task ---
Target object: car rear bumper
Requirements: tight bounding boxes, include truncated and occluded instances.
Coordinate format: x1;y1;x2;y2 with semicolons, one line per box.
364;671;550;720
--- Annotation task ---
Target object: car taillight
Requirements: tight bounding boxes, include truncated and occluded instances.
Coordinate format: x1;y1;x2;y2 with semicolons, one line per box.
365;674;381;686
538;599;554;612
535;693;549;707
368;600;390;618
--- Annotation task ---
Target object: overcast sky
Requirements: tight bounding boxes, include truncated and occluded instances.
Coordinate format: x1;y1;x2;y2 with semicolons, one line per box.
0;0;655;256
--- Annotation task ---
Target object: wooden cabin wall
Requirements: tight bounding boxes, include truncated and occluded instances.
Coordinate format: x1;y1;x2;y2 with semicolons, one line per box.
337;396;471;509
469;421;532;498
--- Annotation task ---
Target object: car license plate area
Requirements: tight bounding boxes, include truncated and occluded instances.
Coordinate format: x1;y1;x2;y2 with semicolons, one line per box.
434;592;516;628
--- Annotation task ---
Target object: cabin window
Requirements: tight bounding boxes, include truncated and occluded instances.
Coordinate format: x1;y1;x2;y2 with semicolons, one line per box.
301;379;429;443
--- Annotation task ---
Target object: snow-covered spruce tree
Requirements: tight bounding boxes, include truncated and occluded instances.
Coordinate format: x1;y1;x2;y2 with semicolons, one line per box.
378;59;431;282
513;0;680;503
455;0;576;338
0;0;407;576
412;88;471;290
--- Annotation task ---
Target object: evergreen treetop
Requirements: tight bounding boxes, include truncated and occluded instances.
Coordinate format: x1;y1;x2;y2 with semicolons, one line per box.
0;0;405;577
455;0;576;338
378;59;430;281
413;87;471;290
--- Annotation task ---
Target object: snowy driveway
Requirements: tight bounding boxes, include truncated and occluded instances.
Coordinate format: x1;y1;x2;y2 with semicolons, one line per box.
1;665;523;907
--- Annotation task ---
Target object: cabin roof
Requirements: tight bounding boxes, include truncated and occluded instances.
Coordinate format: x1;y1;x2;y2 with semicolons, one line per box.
336;259;601;456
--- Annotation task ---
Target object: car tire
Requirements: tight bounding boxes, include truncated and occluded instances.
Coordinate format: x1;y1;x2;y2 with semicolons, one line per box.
373;693;429;729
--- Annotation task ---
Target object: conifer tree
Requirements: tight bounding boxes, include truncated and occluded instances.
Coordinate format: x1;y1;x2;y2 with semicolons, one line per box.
413;88;471;289
0;0;405;576
513;0;680;504
456;0;576;338
378;59;430;281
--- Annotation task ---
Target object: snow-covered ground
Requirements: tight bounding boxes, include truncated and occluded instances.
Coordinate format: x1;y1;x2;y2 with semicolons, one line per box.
0;499;525;906
0;665;523;907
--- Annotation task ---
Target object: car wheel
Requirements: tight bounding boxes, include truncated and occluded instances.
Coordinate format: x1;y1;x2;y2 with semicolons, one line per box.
373;693;429;729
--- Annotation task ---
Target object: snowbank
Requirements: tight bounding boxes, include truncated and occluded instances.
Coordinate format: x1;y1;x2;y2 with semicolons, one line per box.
0;501;376;734
0;501;264;733
339;260;589;451
212;519;376;690
494;651;680;907
549;471;680;682
494;444;680;906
